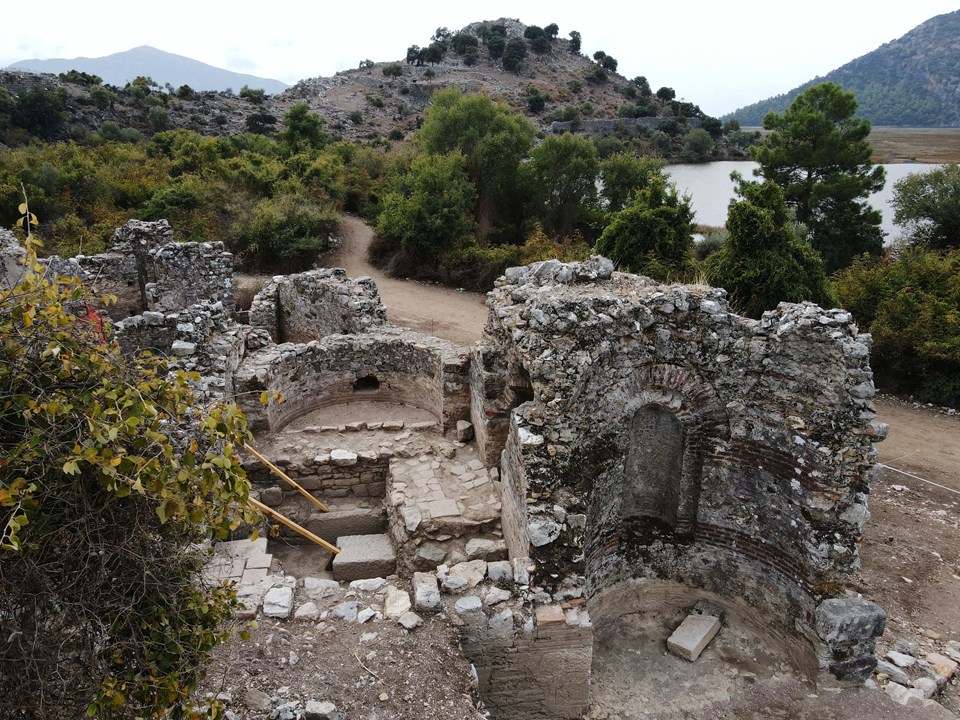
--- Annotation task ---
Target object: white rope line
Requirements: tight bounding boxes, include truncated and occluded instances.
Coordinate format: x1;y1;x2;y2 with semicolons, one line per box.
880;463;960;498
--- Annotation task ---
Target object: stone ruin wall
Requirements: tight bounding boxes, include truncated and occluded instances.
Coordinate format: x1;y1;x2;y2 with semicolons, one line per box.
249;268;386;343
231;327;472;435
473;257;886;685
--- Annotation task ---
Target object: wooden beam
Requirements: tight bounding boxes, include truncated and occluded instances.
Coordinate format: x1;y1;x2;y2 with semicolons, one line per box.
249;497;339;555
244;443;329;513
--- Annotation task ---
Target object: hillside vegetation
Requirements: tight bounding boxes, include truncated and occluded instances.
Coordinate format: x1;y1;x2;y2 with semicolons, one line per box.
727;10;960;127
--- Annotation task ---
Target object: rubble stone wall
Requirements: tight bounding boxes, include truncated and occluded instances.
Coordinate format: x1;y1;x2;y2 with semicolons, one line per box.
476;257;886;683
231;327;471;433
460;602;593;720
249;269;386;343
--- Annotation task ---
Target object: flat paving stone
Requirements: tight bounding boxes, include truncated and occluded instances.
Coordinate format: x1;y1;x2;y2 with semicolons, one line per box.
332;534;397;582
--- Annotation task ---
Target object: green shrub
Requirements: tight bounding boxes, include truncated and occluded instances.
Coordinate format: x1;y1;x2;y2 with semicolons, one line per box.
834;248;960;406
231;193;337;272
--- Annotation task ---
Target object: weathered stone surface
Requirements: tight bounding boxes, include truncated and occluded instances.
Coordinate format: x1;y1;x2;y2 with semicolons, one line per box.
667;614;721;661
384;586;412;619
349;577;387;593
926;652;958;679
876;659;910;686
294;602;320;621
332;534;396;582
449;560;487;588
887;650;918;668
398;611;423;629
456;420;474;442
263;587;294;619
304;577;343;601
465;537;505;561
413;572;441;611
304;700;339;720
330;601;359;622
487;560;513;585
454;595;483;616
330;449;358;467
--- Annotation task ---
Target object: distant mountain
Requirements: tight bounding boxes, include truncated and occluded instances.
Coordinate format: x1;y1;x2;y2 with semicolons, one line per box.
726;10;960;127
6;45;289;94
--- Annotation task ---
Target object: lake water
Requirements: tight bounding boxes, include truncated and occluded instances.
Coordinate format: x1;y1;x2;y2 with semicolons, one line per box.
664;161;941;242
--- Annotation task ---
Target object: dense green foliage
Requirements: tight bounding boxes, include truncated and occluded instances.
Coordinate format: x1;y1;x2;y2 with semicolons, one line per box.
523;133;599;237
595;174;695;280
1;233;260;718
834;248;960;406
752;82;885;272
892;163;960;249
598;153;665;212
705;181;832;318
0;110;388;270
726;10;960;127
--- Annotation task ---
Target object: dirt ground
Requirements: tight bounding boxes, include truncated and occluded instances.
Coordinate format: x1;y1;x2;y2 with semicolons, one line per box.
210;219;959;719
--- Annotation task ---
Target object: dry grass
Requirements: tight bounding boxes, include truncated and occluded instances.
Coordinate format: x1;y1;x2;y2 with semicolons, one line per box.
868;127;960;163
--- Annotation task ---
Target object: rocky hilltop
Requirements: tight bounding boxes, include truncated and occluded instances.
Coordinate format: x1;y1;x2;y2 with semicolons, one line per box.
1;19;744;160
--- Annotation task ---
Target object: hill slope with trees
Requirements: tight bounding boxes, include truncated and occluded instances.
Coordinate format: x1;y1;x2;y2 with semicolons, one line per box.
726;10;960;127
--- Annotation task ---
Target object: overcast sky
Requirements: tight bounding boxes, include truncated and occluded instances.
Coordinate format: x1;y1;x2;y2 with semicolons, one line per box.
3;1;958;116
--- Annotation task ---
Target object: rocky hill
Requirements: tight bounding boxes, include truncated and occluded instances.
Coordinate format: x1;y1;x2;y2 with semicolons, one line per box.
1;19;744;160
7;45;289;94
726;10;960;127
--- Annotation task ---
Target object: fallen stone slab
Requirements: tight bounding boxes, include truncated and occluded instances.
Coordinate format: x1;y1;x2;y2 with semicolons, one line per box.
449;560;487;588
456;420;474;442
332;534;396;582
304;577;343;601
886;650;918;668
667;613;721;661
294;602;320;621
398;611;422;629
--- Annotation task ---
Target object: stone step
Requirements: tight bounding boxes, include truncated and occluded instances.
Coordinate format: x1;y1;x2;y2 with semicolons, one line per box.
332;533;397;582
303;505;387;544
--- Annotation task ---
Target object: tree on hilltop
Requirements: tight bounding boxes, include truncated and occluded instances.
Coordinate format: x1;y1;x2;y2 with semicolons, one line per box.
568;30;582;54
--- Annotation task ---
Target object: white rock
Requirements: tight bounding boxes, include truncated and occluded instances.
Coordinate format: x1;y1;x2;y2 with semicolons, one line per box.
349;577;387;593
413;572;441;611
330;449;358;466
886;650;918;668
449;560;487;588
262;587;294;619
398;611;423;630
483;587;512;606
357;607;377;624
304;577;342;601
330;601;358;622
384;586;412;619
294;602;320;621
454;595;483;616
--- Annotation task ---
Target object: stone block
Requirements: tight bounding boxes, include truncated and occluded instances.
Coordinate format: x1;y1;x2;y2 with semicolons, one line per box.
465;537;506;561
294;602;320;621
667;614;721;661
305;506;386;542
487;560;513;585
535;605;566;627
303;577;342;601
332;534;396;582
815;598;886;643
449;560;487;587
260;485;284;507
926;652;958;679
413;572;441;611
384;586;412;619
263;586;294;619
456;420;474;442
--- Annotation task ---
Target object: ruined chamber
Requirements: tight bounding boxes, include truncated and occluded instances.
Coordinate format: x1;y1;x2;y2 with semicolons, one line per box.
472;257;887;691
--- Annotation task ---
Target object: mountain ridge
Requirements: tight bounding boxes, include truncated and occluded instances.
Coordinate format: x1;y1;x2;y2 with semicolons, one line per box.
6;45;289;94
725;10;960;127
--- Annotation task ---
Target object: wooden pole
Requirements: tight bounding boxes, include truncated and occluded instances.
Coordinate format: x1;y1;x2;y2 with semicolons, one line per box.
249;497;339;555
244;443;329;513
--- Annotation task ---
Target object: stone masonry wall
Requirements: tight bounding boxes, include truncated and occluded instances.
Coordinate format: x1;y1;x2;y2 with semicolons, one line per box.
249;268;386;343
475;257;886;684
231;327;471;434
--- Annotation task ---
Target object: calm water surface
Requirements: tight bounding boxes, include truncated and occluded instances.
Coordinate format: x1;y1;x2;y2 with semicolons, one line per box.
665;161;941;242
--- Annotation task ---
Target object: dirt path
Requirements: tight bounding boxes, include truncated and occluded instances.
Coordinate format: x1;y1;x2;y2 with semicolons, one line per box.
321;216;488;346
